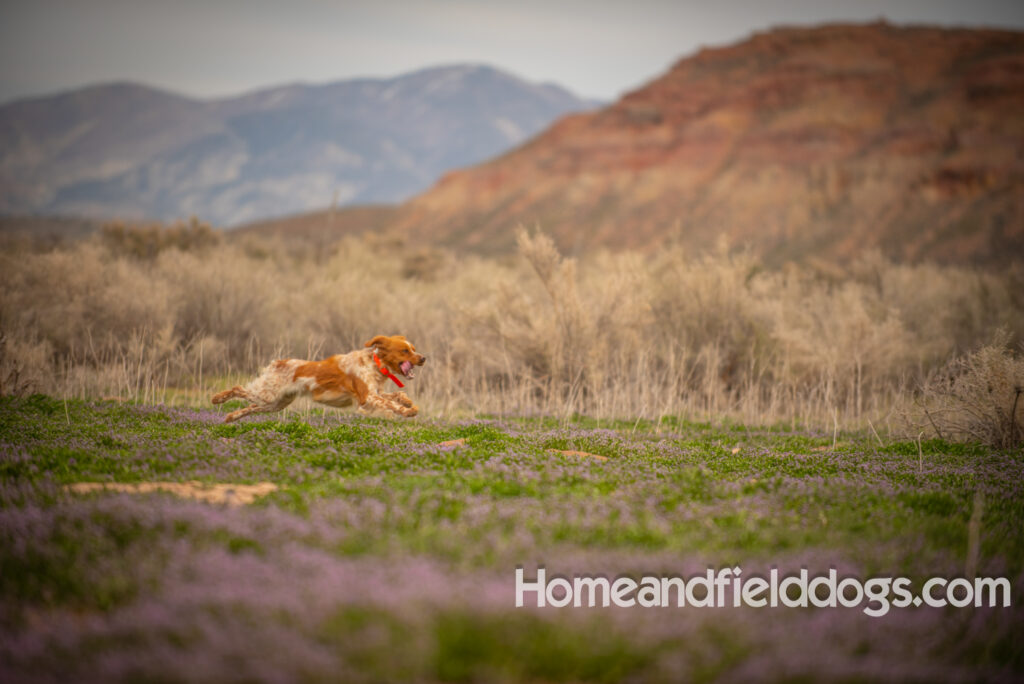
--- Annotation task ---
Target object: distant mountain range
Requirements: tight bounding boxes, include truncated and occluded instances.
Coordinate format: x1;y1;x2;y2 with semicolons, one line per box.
0;65;598;226
388;23;1024;265
5;24;1022;267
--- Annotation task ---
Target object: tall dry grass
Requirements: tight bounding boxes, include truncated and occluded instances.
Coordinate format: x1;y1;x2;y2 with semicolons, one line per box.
1;224;1022;432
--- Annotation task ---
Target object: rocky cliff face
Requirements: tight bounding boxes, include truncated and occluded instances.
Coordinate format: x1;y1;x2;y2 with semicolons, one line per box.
395;23;1024;265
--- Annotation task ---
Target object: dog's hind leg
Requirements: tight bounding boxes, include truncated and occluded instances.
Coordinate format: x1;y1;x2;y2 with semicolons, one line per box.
223;392;297;423
215;360;297;406
213;385;275;405
212;386;249;404
224;404;261;423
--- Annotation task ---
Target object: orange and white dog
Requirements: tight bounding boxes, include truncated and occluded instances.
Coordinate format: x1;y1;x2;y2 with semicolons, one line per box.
211;334;426;422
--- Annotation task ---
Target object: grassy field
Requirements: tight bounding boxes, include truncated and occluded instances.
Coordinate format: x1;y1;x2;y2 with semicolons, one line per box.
1;395;1022;682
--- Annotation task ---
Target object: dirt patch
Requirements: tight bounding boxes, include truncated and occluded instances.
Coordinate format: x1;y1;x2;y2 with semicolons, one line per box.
810;444;848;452
547;448;608;462
65;481;278;506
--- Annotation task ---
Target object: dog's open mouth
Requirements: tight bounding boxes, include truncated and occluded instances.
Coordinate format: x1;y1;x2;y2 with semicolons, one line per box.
399;360;415;378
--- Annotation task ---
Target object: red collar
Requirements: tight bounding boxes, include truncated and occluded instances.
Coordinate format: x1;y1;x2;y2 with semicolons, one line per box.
373;353;404;388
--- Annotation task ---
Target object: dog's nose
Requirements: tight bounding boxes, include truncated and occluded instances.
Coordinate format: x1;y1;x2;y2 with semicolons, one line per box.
418;355;427;364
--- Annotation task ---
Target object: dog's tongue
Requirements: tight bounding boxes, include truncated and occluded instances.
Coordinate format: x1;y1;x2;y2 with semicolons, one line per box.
400;360;414;377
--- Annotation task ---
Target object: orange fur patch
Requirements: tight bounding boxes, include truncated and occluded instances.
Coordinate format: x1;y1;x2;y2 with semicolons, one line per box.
293;357;369;404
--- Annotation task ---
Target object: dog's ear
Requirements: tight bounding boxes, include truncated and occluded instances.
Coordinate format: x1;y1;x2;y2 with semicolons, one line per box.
364;335;389;349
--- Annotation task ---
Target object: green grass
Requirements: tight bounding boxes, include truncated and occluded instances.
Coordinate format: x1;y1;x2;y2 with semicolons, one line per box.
1;395;1022;681
3;396;1022;567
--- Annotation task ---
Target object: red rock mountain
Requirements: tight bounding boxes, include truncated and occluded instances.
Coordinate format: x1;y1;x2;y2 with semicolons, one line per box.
393;23;1024;264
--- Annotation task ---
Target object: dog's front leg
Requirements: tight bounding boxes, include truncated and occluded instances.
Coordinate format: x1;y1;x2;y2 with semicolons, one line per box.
381;391;415;408
362;392;418;417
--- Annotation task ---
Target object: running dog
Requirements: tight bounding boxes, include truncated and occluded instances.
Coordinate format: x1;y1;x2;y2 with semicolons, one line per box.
211;335;425;422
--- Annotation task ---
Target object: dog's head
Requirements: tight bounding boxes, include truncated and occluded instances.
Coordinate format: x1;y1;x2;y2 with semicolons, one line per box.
364;334;426;379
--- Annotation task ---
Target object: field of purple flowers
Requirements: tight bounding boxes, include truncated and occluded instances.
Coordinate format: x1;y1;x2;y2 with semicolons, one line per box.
1;395;1023;682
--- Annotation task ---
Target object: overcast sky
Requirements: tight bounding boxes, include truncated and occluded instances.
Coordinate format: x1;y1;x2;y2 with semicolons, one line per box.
2;0;1023;105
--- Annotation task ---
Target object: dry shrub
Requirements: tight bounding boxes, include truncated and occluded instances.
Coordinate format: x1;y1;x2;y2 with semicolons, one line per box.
907;333;1024;448
1;226;1021;431
0;331;48;397
101;218;220;260
0;244;171;361
460;230;651;416
156;248;276;361
770;271;913;418
876;258;1024;361
647;242;771;415
401;248;448;281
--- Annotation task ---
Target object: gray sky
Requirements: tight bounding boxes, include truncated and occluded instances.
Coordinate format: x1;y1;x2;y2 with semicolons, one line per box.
2;0;1023;105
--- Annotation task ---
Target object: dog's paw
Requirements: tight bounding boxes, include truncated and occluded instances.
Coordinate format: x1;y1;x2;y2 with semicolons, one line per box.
400;404;419;418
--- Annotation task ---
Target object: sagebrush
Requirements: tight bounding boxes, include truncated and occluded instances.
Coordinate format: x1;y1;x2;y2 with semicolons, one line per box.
1;224;1022;430
908;333;1024;448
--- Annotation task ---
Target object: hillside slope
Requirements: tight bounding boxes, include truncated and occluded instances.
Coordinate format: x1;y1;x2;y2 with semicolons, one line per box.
393;23;1024;265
